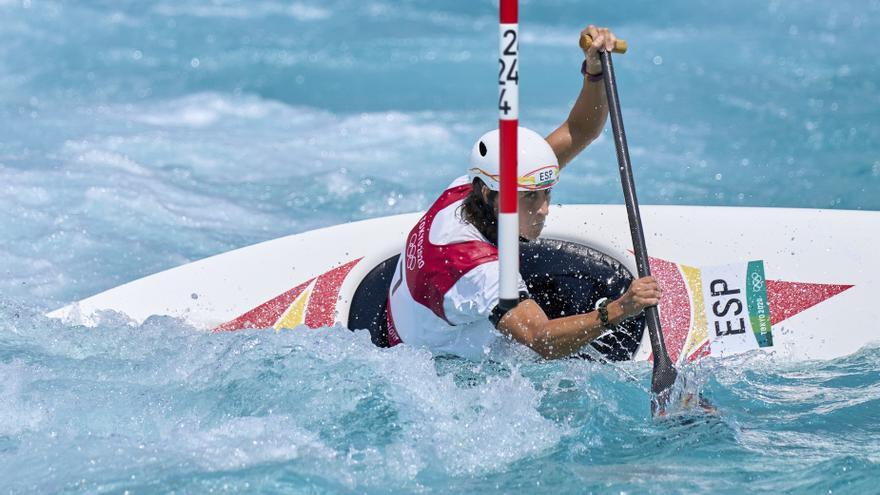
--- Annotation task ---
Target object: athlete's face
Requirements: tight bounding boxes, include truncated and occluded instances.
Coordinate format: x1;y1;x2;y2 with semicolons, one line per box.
484;185;552;241
518;189;552;240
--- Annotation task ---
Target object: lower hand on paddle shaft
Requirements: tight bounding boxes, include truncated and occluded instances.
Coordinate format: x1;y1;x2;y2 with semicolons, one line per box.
613;277;663;318
599;277;664;326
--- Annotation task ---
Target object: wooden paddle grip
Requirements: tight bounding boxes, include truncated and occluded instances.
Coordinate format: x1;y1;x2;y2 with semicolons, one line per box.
580;34;628;54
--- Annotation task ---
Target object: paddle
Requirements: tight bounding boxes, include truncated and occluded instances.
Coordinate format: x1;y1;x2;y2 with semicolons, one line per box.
582;34;679;414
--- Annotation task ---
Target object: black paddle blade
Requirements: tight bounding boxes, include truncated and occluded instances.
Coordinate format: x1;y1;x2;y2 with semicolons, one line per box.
654;391;718;420
650;359;678;416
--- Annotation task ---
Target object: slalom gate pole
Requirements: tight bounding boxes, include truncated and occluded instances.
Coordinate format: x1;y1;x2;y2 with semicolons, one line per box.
598;48;679;415
497;0;519;313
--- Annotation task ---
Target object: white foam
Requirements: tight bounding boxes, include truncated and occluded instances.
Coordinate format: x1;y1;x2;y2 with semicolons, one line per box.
339;342;564;475
134;94;283;128
180;415;336;471
287;3;331;21
0;360;48;435
520;28;576;47
71;148;153;176
152;1;330;21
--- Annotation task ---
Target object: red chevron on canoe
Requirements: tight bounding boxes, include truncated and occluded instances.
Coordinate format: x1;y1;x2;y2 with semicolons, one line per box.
765;280;852;326
213;258;362;332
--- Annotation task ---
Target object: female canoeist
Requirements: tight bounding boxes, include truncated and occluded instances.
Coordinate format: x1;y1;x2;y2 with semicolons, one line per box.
386;25;664;360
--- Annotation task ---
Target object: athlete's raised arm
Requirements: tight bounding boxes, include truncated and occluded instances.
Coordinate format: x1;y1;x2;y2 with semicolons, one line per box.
496;276;662;359
545;25;618;169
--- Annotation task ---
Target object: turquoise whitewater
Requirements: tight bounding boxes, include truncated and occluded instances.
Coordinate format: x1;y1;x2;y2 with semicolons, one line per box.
1;0;879;493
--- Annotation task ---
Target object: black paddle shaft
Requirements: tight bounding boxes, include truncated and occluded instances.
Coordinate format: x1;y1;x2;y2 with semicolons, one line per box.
599;50;678;399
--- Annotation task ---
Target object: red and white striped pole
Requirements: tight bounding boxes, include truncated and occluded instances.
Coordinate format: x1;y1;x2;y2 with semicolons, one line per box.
498;0;519;312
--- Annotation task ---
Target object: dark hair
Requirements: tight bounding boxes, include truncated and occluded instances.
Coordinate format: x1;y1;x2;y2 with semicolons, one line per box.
459;178;498;245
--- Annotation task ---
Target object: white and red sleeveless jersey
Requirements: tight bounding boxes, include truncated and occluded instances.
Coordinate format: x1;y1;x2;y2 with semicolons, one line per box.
387;176;528;360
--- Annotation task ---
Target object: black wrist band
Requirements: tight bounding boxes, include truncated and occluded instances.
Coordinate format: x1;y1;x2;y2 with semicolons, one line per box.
597;299;615;329
580;60;604;82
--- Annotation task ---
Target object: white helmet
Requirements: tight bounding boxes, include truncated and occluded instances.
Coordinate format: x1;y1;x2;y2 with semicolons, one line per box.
468;126;560;191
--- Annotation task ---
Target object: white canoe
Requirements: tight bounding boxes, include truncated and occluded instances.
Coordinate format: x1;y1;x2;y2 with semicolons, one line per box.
49;205;880;363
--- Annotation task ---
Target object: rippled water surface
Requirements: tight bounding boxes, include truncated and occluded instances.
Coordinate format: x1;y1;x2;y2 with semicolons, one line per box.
1;0;879;493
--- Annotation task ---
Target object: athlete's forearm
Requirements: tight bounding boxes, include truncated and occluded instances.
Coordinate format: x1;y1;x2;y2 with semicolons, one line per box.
530;300;625;359
569;75;609;155
547;75;608;168
499;298;631;359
